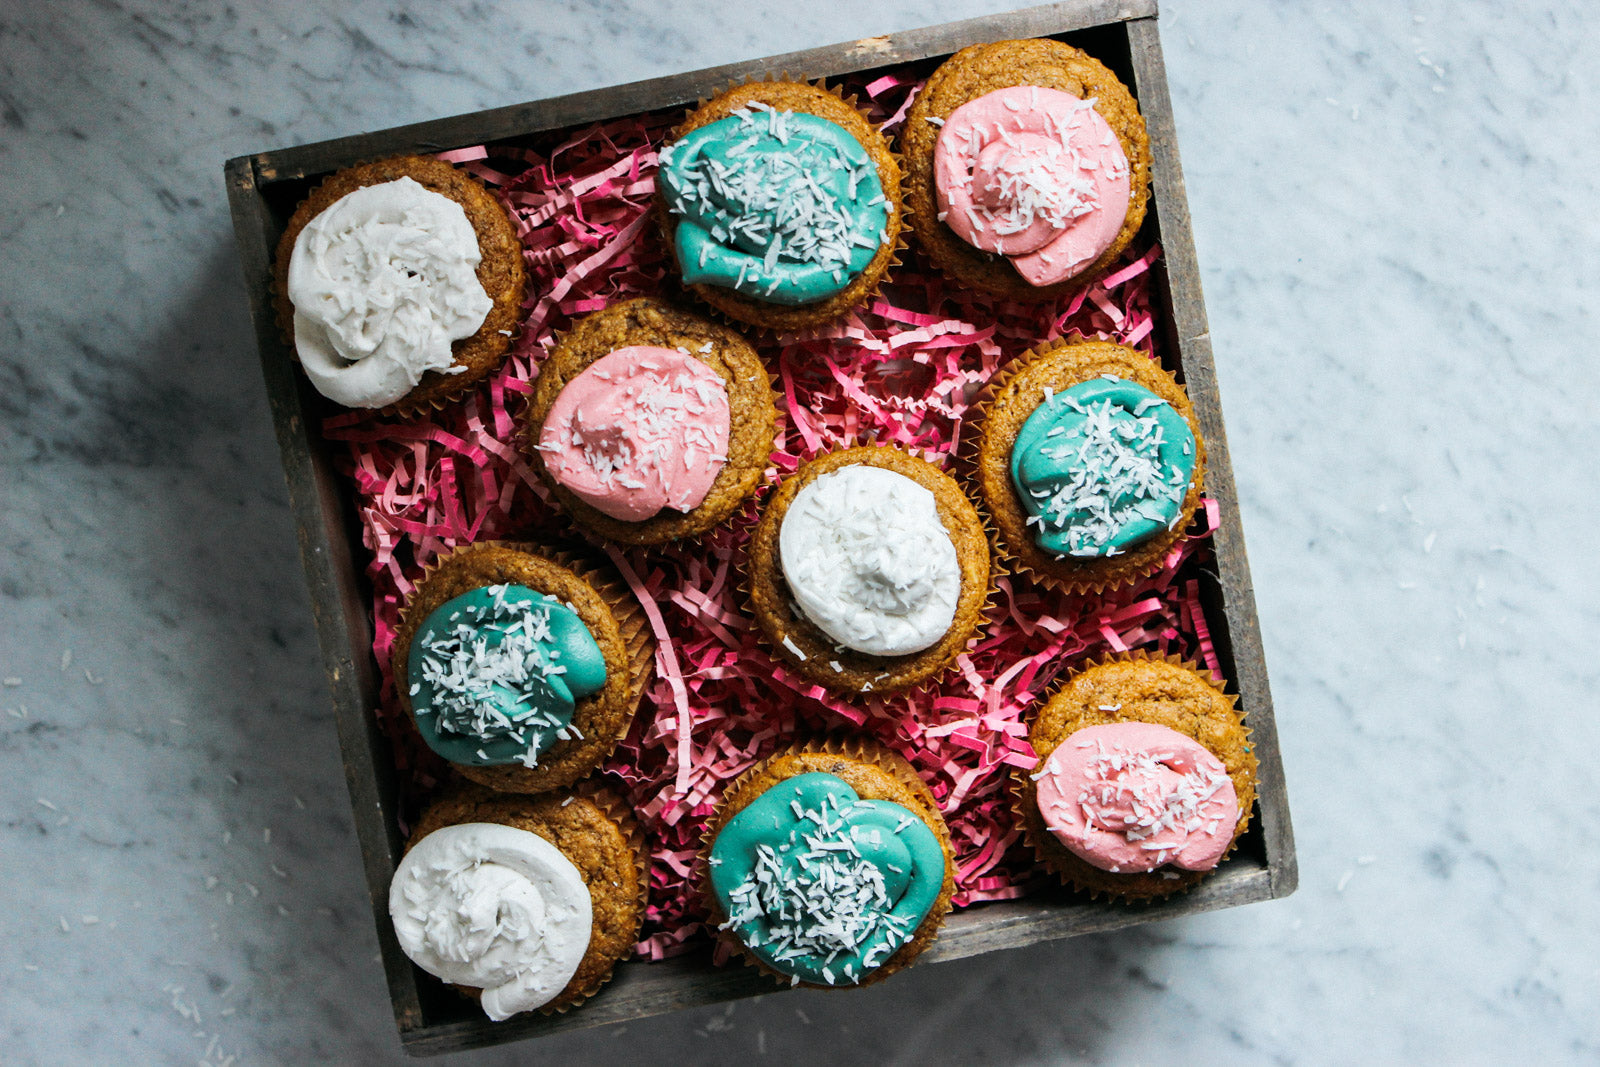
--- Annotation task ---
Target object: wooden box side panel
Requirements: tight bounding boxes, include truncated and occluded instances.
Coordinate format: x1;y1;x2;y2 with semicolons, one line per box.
1124;18;1297;898
402;866;1274;1055
223;159;428;1029
245;0;1158;185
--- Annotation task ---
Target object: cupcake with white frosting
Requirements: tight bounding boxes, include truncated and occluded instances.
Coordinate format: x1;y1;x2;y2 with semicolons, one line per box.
391;784;645;1018
272;154;525;413
746;446;990;694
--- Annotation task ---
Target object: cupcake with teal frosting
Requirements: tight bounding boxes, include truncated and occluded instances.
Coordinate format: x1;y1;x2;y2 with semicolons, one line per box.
973;340;1206;593
656;81;903;331
702;741;954;988
392;542;653;794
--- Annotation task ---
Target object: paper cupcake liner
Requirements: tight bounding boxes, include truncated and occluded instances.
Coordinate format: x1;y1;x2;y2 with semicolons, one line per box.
899;39;1152;302
539;782;652;1015
541;542;657;747
696;735;955;990
1009;649;1256;903
517;297;780;545
964;339;1207;597
741;445;991;696
269;154;527;419
656;77;907;333
395;541;654;795
403;782;647;1016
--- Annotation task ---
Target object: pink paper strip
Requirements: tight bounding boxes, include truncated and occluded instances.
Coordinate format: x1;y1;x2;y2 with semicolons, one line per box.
314;76;1223;955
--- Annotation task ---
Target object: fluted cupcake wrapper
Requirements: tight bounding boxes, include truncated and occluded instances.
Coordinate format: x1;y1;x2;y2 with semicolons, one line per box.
270;154;527;419
394;540;654;795
1010;649;1256;903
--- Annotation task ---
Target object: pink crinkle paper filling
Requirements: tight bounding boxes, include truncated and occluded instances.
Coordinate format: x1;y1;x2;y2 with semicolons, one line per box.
320;69;1223;960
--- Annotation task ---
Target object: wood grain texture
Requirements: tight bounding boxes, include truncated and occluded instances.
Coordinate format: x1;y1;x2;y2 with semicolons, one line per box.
1124;15;1298;898
237;0;1158;184
223;0;1295;1055
224;157;427;1032
399;864;1272;1054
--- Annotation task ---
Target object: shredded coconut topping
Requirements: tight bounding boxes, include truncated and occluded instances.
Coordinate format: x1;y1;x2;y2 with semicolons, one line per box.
413;585;570;751
1076;743;1229;845
1036;722;1240;874
539;346;730;522
720;790;916;982
932;87;1131;286
660;107;888;301
777;465;961;657
1026;396;1187;557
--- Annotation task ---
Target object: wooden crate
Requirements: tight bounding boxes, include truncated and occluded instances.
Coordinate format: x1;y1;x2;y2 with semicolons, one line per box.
224;0;1296;1054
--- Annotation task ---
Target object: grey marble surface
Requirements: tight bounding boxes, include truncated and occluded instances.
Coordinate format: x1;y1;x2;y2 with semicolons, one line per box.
3;0;1597;1063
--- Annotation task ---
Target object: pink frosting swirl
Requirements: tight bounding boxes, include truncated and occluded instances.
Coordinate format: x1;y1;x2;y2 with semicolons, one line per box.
537;345;730;522
933;86;1130;286
1034;722;1238;874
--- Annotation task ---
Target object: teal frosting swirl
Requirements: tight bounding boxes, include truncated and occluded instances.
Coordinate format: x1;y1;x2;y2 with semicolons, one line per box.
1010;377;1197;558
708;772;944;986
658;109;889;306
406;584;607;767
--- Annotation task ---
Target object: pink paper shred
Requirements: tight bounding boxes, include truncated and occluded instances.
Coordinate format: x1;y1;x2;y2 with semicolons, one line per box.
320;68;1224;960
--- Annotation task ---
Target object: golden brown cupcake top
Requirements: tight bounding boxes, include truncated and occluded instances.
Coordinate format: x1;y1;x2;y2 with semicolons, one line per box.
272;154;525;414
903;39;1151;299
657;81;903;331
525;297;776;544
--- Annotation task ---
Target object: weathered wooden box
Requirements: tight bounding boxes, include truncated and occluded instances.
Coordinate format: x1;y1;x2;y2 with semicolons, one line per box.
224;0;1295;1054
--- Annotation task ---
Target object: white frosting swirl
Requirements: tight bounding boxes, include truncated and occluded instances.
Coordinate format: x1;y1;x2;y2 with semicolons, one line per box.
778;465;962;657
388;822;592;1020
287;176;493;408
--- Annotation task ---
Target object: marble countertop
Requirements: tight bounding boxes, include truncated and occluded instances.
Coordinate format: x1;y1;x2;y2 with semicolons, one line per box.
4;0;1597;1062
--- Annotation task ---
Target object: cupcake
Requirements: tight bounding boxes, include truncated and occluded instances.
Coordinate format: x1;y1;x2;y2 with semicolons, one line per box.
974;339;1204;593
701;741;954;988
656;81;903;331
1015;655;1257;900
746;446;990;694
389;784;646;1018
272;154;526;413
524;297;778;544
902;39;1151;299
391;542;653;794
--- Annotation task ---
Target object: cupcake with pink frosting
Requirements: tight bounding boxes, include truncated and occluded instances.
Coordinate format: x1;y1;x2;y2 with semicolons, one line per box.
1015;654;1257;900
526;297;778;544
902;39;1152;299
